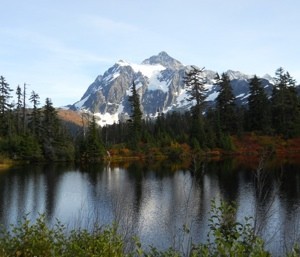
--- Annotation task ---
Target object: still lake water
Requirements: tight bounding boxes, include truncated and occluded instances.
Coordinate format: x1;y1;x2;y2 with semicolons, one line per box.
0;158;300;255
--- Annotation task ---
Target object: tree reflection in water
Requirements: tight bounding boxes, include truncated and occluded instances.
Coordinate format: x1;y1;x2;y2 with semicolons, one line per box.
0;158;299;256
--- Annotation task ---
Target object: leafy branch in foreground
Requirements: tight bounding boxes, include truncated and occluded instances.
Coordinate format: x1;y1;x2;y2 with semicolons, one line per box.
191;199;270;257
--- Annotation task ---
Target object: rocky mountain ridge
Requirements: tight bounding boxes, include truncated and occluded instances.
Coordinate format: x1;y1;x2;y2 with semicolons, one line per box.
69;52;283;126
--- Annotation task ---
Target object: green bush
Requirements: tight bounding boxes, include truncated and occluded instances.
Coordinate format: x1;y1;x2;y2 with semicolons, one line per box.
0;215;125;257
191;199;270;257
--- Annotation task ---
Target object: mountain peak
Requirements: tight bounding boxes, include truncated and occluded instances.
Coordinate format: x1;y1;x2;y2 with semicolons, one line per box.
142;51;184;70
70;52;284;126
226;70;251;80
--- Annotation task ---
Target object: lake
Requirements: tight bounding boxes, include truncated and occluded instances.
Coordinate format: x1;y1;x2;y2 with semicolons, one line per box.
0;157;299;256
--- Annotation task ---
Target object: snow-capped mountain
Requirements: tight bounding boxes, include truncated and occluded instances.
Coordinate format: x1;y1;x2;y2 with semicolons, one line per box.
70;51;275;126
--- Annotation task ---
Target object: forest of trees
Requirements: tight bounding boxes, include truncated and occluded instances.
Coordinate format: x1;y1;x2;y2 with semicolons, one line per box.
0;67;300;162
103;67;300;157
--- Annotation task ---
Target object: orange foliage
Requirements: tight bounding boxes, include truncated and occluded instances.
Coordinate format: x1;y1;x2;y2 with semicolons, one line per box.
232;133;300;158
57;109;83;127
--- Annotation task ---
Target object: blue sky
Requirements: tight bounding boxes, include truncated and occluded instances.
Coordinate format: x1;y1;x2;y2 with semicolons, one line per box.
1;0;299;106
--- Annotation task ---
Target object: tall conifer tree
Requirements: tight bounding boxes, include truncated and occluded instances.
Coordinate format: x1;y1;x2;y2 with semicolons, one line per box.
184;66;208;148
215;73;237;133
41;98;59;159
84;115;105;161
0;76;13;135
128;80;143;148
15;85;23;134
271;68;300;137
184;66;208;118
29;91;41;137
248;75;271;132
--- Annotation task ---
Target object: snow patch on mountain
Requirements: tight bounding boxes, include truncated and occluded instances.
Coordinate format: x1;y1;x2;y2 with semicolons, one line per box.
117;60;165;78
95;112;119;127
148;72;169;92
242;93;250;100
103;72;120;83
136;82;143;91
176;88;189;106
206;91;219;101
236;93;246;98
95;102;125;126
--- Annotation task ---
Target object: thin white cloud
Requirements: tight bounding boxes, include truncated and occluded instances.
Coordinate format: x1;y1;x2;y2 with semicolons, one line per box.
82;15;139;33
1;27;114;65
0;27;116;106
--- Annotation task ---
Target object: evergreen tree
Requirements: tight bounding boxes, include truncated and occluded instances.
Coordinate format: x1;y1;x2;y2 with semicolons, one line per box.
247;75;271;133
22;83;27;134
128;81;143;148
40;98;75;161
42;98;58;138
184;66;208;118
83;115;105;161
184;66;208;147
29;91;41;138
271;68;300;137
215;73;237;134
0;76;13;136
15;85;23;134
41;98;60;159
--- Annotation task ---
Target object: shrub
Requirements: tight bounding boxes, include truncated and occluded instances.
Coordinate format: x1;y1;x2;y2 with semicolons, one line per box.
191;199;270;257
0;215;125;257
